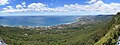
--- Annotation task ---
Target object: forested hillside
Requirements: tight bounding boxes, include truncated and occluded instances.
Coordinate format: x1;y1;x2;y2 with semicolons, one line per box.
94;12;120;45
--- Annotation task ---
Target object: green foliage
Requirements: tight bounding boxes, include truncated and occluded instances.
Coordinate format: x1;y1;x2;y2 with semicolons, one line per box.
94;12;120;45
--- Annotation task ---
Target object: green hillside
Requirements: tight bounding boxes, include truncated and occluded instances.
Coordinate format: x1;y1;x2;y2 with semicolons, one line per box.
94;12;120;45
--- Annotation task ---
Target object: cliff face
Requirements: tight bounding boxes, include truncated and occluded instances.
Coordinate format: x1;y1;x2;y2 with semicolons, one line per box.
94;12;120;45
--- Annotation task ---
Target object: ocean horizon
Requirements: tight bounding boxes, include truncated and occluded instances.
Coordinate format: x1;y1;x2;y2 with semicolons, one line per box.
0;16;80;26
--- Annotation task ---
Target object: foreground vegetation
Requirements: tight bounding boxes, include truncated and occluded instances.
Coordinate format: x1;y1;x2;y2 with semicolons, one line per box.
0;15;113;45
94;12;120;45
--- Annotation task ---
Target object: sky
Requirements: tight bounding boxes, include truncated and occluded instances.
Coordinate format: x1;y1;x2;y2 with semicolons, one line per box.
0;0;120;16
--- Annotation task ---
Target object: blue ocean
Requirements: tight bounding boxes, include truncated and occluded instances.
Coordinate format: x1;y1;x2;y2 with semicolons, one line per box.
0;16;80;26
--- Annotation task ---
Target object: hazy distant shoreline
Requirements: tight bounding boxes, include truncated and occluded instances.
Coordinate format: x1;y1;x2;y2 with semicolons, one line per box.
0;20;76;27
0;19;78;30
0;15;114;30
0;16;80;27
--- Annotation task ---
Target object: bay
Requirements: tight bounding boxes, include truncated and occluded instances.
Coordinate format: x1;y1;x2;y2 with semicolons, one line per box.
0;16;80;26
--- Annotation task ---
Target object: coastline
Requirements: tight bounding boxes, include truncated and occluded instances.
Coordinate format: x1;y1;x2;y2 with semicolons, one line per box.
0;15;108;30
0;17;80;30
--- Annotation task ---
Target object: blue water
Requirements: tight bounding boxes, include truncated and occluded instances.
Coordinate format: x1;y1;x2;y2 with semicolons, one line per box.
0;16;80;26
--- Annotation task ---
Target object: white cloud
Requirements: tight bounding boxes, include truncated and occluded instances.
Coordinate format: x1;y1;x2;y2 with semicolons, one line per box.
1;1;120;15
3;6;14;10
88;0;98;3
22;2;26;7
87;0;103;4
0;0;9;5
16;4;23;9
27;3;47;11
1;9;31;12
2;5;30;12
1;3;67;13
62;1;120;14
